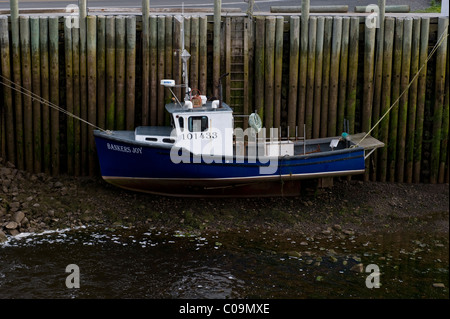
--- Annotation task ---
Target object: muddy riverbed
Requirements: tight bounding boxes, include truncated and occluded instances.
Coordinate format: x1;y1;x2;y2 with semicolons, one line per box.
1;159;448;238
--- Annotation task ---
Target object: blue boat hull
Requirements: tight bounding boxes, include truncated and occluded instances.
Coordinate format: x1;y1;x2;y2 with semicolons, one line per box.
93;130;366;197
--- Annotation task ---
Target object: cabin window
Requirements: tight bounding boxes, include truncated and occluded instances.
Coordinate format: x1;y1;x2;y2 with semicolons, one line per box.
188;116;208;132
178;117;184;129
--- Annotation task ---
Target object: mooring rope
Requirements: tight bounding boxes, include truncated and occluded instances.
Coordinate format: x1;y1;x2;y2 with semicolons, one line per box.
0;74;111;134
352;29;449;148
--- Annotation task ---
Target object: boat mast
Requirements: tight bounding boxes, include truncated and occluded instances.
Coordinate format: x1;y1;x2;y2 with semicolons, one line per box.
179;4;191;102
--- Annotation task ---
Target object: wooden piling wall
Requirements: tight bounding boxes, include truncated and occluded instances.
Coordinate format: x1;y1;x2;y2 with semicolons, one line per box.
0;13;448;184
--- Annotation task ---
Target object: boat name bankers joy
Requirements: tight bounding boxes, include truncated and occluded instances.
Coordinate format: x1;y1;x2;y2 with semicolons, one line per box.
107;143;143;154
169;127;279;175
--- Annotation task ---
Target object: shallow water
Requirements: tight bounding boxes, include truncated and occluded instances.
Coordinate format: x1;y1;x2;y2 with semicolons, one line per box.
0;226;448;299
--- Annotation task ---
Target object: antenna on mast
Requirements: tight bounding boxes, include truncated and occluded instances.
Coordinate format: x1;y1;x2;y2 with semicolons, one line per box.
178;3;191;102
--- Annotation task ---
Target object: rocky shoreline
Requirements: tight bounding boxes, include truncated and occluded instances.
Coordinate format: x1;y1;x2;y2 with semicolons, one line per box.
1;157;449;243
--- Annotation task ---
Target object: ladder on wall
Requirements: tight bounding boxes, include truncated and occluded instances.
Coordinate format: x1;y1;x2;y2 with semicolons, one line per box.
225;16;249;128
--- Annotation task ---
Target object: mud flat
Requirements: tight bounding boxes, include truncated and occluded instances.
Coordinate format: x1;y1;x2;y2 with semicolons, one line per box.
0;158;448;241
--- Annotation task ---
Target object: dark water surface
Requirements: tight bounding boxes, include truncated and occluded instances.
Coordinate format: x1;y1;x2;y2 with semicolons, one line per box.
0;226;448;299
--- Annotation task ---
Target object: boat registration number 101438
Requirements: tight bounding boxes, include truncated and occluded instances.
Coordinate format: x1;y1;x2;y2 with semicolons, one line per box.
181;132;218;140
107;143;142;154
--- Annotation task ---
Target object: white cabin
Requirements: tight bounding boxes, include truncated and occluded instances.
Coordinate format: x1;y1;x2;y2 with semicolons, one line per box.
135;100;234;157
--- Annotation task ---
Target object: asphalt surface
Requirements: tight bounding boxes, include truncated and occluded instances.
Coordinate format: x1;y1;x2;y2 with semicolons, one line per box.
0;0;432;13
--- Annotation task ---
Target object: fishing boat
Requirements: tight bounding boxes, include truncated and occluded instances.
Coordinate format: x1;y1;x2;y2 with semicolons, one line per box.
93;15;384;197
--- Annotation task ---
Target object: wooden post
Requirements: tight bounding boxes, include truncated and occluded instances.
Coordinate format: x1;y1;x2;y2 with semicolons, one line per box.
298;0;309;137
388;18;404;182
126;16;136;130
72;20;81;176
363;18;376;181
362;19;376;135
105;16;115;130
79;0;87;19
10;0;24;170
328;17;342;137
97;16;106;131
49;16;59;176
157;16;165;126
19;16;33;172
243;17;250;129
378;17;395;182
79;7;88;175
213;0;222;98
149;15;158;126
441;41;449;184
115;16;126;131
346;17;359;135
274;16;284;129
370;1;385;181
30;17;41;173
372;1;386;136
439;22;449;184
142;0;150;125
320;16;332;137
184;16;191;82
337;17;349;136
405;17;421;183
190;16;199;93
288;16;300;137
302;0;310;21
0;16;15;165
413;17;430;183
312;17;324;139
87;15;97;175
225;17;231;104
305;16;316;139
396;17;412;183
264;16;275;129
430;17;449;183
64;16;74;175
164;16;173;125
199;16;207;95
255;16;265;120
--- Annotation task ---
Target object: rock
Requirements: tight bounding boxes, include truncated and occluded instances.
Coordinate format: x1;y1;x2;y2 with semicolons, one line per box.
9;202;20;212
350;263;364;273
343;229;355;236
432;283;445;288
13;211;25;224
286;251;301;258
300;241;308;246
8;229;19;236
332;224;342;231
21;217;30;227
352;256;362;262
53;181;63;188
0;230;7;243
5;221;18;230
